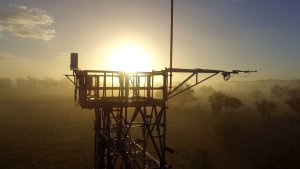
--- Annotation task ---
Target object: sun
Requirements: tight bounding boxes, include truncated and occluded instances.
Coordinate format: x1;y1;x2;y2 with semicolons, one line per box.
107;44;152;72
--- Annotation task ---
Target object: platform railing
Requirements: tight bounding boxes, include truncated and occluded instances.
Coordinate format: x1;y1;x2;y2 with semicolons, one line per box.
72;70;168;108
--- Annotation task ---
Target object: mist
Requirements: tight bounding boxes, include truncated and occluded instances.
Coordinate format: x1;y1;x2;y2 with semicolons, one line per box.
1;77;300;169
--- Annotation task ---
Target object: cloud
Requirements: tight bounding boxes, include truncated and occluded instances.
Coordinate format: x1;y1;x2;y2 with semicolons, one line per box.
0;4;55;40
4;24;55;40
0;52;16;60
0;52;25;61
0;24;3;32
9;4;28;10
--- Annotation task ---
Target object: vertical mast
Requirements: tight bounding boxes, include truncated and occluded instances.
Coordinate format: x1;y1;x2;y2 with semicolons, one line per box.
169;0;174;91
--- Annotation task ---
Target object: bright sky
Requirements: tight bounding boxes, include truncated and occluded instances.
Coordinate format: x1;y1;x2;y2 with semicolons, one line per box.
0;0;299;80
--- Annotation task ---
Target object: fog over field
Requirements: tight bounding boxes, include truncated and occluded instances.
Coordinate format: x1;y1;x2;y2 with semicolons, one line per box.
1;77;300;169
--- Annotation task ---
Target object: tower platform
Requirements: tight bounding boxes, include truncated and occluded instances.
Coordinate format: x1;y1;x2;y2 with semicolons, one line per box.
72;70;168;109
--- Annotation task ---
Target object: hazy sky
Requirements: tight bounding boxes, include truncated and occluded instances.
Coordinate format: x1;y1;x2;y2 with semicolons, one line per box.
0;0;299;80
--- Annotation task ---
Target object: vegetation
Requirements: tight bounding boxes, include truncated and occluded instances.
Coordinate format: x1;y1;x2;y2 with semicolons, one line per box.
286;97;300;120
1;77;300;169
209;91;228;114
254;99;278;121
209;91;243;114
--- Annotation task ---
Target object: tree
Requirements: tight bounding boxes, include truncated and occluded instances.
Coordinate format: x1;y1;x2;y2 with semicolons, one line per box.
209;91;243;114
287;88;300;98
270;85;290;99
285;97;300;120
249;89;264;100
169;84;198;107
209;91;243;141
223;97;243;112
209;91;227;114
255;99;278;121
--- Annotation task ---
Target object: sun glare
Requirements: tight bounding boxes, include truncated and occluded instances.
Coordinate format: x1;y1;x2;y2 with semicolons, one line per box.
107;44;152;72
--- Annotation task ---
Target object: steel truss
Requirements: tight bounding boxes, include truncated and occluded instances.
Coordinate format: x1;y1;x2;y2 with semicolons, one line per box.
94;106;167;169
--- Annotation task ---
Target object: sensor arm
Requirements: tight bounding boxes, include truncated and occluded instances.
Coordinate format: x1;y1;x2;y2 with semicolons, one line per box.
166;68;257;100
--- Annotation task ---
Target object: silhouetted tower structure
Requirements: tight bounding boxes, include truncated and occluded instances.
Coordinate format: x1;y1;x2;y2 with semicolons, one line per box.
66;57;255;169
65;1;256;168
67;64;169;169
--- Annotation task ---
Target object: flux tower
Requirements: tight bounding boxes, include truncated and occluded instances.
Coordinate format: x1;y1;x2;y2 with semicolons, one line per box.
65;1;256;169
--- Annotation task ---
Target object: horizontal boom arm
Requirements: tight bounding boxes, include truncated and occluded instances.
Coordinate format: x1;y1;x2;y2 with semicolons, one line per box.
167;68;257;99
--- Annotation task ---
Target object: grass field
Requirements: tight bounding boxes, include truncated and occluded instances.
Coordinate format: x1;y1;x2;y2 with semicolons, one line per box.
0;98;94;169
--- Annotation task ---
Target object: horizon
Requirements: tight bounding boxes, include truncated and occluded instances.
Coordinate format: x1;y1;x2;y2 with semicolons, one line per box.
2;75;300;85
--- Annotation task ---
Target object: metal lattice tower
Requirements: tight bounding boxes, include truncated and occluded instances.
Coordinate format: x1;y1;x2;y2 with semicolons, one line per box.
65;67;256;169
67;69;170;169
